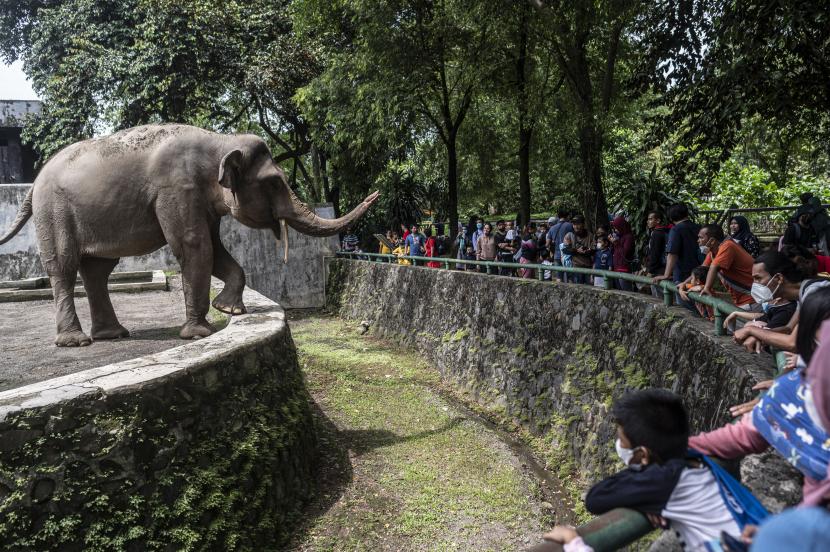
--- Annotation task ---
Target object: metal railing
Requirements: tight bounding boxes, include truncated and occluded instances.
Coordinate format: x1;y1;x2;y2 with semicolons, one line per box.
698;204;830;236
337;251;742;336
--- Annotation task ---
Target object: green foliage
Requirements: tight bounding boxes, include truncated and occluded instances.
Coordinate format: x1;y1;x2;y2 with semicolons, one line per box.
695;160;830;216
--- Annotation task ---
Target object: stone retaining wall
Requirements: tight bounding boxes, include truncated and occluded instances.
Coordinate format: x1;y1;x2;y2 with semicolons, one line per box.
0;283;317;551
327;260;799;509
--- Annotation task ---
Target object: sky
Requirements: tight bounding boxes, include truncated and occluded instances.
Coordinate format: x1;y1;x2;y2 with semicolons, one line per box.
0;61;41;100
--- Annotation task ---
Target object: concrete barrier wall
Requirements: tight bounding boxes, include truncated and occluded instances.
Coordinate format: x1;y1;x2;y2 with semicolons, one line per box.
0;184;339;308
0;282;318;550
327;260;801;512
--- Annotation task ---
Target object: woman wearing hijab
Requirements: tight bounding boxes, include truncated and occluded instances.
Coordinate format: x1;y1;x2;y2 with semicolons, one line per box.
744;318;830;550
688;288;830;526
729;216;762;258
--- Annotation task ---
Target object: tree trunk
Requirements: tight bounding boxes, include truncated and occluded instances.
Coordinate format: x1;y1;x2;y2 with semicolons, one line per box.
447;132;459;240
516;4;531;228
518;126;532;227
578;121;608;230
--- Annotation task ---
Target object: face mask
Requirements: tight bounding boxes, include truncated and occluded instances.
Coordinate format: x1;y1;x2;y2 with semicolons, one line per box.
804;385;827;433
477;223;483;230
751;274;781;304
596;242;603;249
761;302;770;314
615;438;635;466
699;245;709;255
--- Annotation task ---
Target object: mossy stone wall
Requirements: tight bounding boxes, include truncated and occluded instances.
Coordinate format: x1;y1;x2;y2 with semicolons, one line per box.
0;329;316;551
327;260;775;488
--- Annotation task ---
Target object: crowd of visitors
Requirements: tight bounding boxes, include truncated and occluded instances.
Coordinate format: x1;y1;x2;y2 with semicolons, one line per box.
340;198;830;551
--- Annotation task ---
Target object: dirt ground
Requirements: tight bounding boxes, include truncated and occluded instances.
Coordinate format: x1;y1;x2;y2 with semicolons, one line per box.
0;276;219;392
287;313;558;551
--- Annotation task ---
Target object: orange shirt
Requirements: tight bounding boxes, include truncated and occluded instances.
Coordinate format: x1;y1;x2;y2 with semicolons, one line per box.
704;239;754;306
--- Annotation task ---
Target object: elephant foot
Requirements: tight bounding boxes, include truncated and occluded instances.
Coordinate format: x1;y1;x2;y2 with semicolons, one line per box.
180;319;215;340
55;330;92;347
211;290;246;315
91;324;130;340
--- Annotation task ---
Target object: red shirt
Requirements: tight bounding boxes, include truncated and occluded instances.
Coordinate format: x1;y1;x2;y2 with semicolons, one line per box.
704;240;754;306
817;255;830;274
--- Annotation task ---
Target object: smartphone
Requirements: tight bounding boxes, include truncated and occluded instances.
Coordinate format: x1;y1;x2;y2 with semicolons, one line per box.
720;532;748;552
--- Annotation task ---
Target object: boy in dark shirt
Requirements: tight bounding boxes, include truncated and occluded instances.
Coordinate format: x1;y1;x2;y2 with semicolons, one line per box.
543;390;744;551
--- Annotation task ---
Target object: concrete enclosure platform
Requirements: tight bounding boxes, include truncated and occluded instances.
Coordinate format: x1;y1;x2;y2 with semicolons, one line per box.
0;274;209;392
0;276;318;549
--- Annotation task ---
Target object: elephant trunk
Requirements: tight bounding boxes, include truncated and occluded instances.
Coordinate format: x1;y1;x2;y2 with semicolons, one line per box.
279;186;379;238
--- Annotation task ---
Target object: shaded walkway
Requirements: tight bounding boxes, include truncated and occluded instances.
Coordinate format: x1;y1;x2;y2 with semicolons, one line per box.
287;313;551;551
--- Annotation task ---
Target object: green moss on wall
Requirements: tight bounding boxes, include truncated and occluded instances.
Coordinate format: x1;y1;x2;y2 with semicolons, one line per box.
0;338;317;551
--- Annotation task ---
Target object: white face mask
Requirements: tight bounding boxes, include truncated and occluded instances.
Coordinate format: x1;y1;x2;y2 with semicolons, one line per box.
805;385;827;433
699;245;709;255
596;242;603;249
615;438;635;466
750;274;781;304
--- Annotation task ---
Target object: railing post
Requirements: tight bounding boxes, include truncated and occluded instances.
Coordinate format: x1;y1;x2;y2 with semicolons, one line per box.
486;263;492;275
537;266;544;281
714;308;725;336
663;285;673;307
443;259;450;270
604;274;613;290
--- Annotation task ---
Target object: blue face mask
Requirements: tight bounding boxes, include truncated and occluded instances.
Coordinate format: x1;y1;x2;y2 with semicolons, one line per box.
477;223;483;230
761;302;770;314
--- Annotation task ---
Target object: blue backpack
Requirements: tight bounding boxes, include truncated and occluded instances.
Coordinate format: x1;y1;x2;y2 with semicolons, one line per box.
687;449;769;529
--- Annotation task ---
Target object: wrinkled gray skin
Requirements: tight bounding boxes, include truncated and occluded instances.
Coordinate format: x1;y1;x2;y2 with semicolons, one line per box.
0;124;378;346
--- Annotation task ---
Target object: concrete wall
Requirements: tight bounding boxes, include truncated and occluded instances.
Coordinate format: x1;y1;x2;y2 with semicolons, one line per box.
327;260;801;511
0;184;339;307
0;283;318;550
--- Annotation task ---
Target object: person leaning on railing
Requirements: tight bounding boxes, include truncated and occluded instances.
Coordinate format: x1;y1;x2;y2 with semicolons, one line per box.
542;389;765;552
689;289;830;547
681;224;755;309
733;250;830;356
748;322;830;549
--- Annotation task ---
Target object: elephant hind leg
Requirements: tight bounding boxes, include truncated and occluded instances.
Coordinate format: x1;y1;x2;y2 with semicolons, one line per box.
80;257;129;340
45;255;90;347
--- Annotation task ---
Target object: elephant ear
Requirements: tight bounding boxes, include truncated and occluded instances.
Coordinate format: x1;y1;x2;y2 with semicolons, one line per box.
218;149;244;192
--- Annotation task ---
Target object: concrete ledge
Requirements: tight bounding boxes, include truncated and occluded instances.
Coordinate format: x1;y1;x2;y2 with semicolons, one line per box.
0;269;167;302
0;279;318;549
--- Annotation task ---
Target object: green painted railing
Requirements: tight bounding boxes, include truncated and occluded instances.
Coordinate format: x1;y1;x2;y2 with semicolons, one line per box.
526;509;652;552
336;251;742;336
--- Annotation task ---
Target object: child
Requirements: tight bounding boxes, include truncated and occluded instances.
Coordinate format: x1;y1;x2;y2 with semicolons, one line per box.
559;232;575;283
680;266;715;320
540;248;553;281
543;389;766;551
593;235;612;288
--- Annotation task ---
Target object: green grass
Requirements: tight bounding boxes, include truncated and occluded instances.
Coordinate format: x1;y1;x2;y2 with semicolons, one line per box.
291;316;544;551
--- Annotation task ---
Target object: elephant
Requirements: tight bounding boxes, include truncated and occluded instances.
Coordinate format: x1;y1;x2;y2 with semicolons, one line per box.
0;124;378;346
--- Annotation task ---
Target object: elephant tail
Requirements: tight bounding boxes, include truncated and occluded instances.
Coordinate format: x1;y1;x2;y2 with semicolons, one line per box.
0;186;33;245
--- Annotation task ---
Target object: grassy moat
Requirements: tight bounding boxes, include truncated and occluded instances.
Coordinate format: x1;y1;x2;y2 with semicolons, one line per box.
288;314;555;551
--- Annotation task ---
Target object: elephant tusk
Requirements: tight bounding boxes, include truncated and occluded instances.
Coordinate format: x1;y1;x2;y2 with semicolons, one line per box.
281;218;289;263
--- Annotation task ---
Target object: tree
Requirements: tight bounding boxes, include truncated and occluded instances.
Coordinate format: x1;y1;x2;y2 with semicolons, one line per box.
294;0;496;236
529;0;640;229
645;0;830;186
0;0;321;186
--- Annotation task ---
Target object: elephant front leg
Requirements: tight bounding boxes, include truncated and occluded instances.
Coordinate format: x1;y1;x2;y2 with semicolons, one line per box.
169;227;215;340
210;228;246;315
